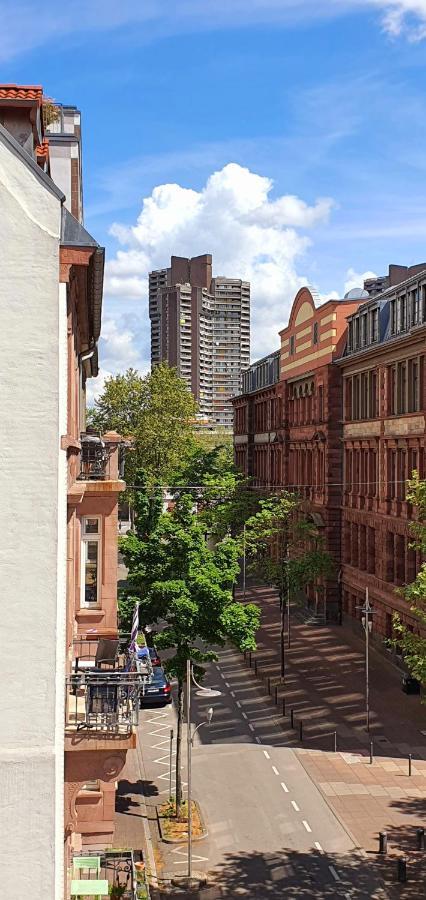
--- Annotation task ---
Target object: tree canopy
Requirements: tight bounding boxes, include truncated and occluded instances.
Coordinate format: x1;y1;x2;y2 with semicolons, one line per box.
119;473;260;812
88;364;197;484
393;474;426;688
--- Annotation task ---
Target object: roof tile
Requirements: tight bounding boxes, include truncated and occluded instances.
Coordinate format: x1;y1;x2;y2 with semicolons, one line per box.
0;84;43;102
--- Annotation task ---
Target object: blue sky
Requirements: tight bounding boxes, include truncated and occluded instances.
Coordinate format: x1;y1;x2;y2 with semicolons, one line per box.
3;0;426;389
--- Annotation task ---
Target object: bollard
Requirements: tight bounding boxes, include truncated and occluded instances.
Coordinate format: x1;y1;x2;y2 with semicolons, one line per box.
267;677;271;695
416;828;424;851
299;719;303;742
282;697;286;717
408;754;412;777
369;741;374;765
379;831;388;854
290;708;294;729
274;685;278;705
249;652;252;667
333;731;337;753
397;858;407;883
244;650;247;661
254;660;258;676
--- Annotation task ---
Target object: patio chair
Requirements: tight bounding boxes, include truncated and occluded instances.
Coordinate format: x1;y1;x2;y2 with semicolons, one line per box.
72;857;101;878
74;638;119;673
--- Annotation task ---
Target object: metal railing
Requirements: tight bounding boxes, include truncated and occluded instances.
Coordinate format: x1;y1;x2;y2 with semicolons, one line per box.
65;671;146;734
78;432;108;480
71;849;150;899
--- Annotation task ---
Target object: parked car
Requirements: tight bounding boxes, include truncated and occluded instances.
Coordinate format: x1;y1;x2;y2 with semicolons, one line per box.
140;666;172;706
148;645;161;667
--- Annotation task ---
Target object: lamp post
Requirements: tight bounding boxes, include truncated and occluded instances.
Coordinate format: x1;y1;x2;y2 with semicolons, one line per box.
356;587;376;732
186;660;220;886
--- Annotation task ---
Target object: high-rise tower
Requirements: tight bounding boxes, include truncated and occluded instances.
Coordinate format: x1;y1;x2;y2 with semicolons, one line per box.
149;254;250;428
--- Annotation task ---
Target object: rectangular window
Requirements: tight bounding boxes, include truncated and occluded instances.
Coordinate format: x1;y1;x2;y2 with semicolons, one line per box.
348;320;353;351
361;372;368;419
369;370;377;418
361;314;368;347
390;299;397;335
399;295;407;332
313;322;319;345
355;318;360;349
408;358;420;412
410;289;418;326
289;335;295;355
318;385;324;421
81;516;101;607
371;308;379;342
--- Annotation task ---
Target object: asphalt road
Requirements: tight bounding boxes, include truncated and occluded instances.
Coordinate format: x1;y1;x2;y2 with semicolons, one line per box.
134;645;388;899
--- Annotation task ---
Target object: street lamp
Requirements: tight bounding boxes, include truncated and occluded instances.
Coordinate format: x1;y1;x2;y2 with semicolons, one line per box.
186;660;220;887
356;587;376;732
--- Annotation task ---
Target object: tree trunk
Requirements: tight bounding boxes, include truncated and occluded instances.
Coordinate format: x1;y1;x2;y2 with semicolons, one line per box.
175;678;184;818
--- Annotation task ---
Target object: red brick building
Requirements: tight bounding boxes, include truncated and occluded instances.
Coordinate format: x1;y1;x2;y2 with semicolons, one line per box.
338;270;426;638
233;287;362;620
233;350;284;486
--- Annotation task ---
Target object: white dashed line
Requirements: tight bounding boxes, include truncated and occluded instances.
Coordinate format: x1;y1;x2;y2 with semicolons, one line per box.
263;750;270;759
281;782;289;793
248;723;255;732
230;691;235;697
328;866;340;882
224;681;230;687
272;765;279;776
314;842;323;852
291;800;300;812
220;673;225;680
256;737;262;744
302;820;312;833
236;700;241;708
242;712;248;719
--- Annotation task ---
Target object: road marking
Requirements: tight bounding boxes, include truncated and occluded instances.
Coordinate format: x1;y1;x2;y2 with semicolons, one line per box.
281;782;289;793
224;681;230;687
236;701;241;708
302;820;312;833
248;723;255;732
220;673;225;680
291;800;300;812
314;842;323;852
172;848;208;863
256;737;262;744
272;765;279;776
242;712;248;719
263;750;270;759
328;866;340;882
230;691;235;697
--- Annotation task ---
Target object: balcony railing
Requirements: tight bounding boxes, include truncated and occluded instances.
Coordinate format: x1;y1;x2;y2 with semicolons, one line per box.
71;849;150;899
65;671;146;735
78;432;108;480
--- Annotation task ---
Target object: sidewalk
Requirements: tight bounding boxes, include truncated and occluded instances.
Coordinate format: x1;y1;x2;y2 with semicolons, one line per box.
237;582;426;893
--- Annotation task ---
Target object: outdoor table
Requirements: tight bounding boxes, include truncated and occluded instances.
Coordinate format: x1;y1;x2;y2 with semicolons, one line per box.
70;878;109;896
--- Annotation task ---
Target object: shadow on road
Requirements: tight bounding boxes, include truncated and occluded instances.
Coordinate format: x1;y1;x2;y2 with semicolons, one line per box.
152;848;386;899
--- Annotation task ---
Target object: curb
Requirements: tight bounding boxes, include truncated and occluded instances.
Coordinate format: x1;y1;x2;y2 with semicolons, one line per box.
156;800;208;844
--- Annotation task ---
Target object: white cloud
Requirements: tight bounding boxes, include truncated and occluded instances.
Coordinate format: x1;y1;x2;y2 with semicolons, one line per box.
104;162;334;368
343;267;377;293
375;1;426;40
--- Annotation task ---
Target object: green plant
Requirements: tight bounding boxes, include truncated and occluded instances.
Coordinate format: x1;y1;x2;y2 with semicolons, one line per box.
109;884;126;898
136;632;146;647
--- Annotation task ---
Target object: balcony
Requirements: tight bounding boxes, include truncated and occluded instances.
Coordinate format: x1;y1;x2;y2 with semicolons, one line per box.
65;669;150;745
78;432;108;480
71;849;150;899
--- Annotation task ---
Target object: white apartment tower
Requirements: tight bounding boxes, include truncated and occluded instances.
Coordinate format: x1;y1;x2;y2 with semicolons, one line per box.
149;255;250;428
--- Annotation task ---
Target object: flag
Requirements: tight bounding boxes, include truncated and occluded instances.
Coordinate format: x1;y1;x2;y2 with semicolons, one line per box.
129;602;139;654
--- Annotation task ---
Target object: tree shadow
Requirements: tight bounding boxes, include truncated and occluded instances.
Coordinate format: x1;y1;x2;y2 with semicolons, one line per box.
154;848;386;898
115;778;159;816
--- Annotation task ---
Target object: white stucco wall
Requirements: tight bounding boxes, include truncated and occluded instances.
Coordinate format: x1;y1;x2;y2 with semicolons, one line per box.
0;137;65;899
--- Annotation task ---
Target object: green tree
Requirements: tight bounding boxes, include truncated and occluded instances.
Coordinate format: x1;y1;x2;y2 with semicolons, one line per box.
392;474;426;689
173;442;259;539
244;494;334;677
88;364;197;485
120;485;259;816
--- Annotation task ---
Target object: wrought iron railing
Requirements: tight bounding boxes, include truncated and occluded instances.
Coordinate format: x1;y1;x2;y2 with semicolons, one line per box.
71;849;150;899
78;431;108;480
65;671;146;734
